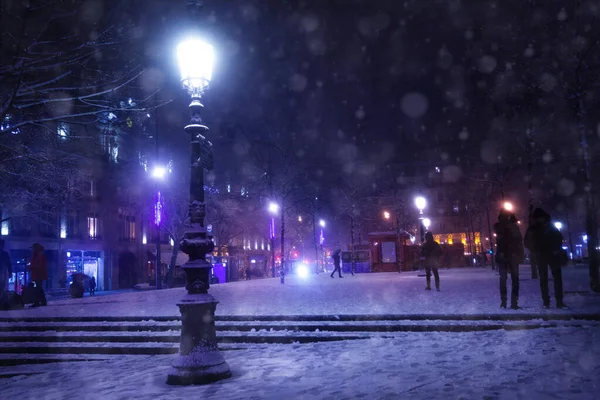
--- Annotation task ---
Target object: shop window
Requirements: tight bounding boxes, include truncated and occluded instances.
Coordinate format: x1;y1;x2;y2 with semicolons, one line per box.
88;214;98;239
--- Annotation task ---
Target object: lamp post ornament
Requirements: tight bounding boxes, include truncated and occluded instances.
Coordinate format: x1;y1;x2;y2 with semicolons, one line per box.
167;38;231;386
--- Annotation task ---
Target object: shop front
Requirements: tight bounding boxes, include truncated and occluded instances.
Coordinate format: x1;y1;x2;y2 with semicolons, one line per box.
8;249;31;294
65;250;104;291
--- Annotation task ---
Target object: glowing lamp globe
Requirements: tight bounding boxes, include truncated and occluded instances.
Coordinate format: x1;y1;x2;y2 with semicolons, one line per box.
177;39;214;93
319;219;326;228
268;202;279;214
151;165;167;179
554;222;563;230
423;218;431;229
415;196;427;211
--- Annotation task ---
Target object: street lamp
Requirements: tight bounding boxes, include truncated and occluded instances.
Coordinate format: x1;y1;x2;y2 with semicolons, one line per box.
151;165;168;179
415;196;427;214
383;211;391;220
503;201;514;212
414;196;427;242
268;202;279;214
423;218;431;230
319;219;326;228
167;38;231;386
268;202;279;277
554;221;563;230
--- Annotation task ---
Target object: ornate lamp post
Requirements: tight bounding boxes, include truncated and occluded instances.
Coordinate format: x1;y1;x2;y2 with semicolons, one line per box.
167;38;231;386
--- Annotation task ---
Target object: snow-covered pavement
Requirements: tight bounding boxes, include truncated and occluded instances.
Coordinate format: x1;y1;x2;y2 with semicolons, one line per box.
3;327;600;399
3;266;599;318
1;267;599;399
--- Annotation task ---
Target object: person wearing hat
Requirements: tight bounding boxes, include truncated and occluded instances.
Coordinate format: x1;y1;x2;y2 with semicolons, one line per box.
27;243;48;307
524;208;567;309
494;210;525;309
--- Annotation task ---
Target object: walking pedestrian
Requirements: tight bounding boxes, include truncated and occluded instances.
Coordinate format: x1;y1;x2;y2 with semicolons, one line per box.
421;231;442;291
330;249;343;278
494;211;525;309
89;276;96;296
27;243;48;307
524;208;567;309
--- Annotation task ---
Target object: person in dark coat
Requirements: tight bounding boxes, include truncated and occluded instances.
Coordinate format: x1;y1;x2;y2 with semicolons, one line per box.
524;208;567;309
421;231;442;291
330;249;342;278
89;276;96;296
494;210;524;309
27;243;47;307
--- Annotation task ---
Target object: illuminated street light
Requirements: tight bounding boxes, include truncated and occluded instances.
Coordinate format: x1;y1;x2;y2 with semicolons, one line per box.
383;211;391;220
423;218;431;230
298;215;302;222
503;202;514;212
554;221;563;230
414;196;427;243
167;37;231;386
151;165;168;179
268;202;279;214
319;219;326;228
415;196;427;213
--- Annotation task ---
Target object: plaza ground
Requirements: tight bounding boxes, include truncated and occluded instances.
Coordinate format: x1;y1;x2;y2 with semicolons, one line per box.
1;266;599;399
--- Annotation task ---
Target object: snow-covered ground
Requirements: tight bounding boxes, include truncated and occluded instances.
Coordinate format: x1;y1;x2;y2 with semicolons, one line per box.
3;266;599;318
3;327;600;399
2;267;599;399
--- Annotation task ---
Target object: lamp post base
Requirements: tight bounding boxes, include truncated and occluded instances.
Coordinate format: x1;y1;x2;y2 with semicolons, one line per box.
167;293;231;386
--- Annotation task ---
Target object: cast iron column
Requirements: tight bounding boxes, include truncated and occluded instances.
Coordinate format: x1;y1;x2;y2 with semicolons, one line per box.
167;90;231;385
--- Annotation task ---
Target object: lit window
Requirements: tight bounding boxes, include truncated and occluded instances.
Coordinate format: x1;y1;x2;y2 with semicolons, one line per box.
88;215;98;239
60;215;67;239
1;220;9;236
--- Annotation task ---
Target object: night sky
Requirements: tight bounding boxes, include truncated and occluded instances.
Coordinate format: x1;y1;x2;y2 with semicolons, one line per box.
3;0;600;240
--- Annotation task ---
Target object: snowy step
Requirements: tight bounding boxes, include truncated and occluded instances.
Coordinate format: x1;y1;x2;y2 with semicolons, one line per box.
1;312;599;323
0;321;595;334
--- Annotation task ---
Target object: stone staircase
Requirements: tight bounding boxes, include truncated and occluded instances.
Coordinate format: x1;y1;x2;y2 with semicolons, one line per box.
0;314;598;368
